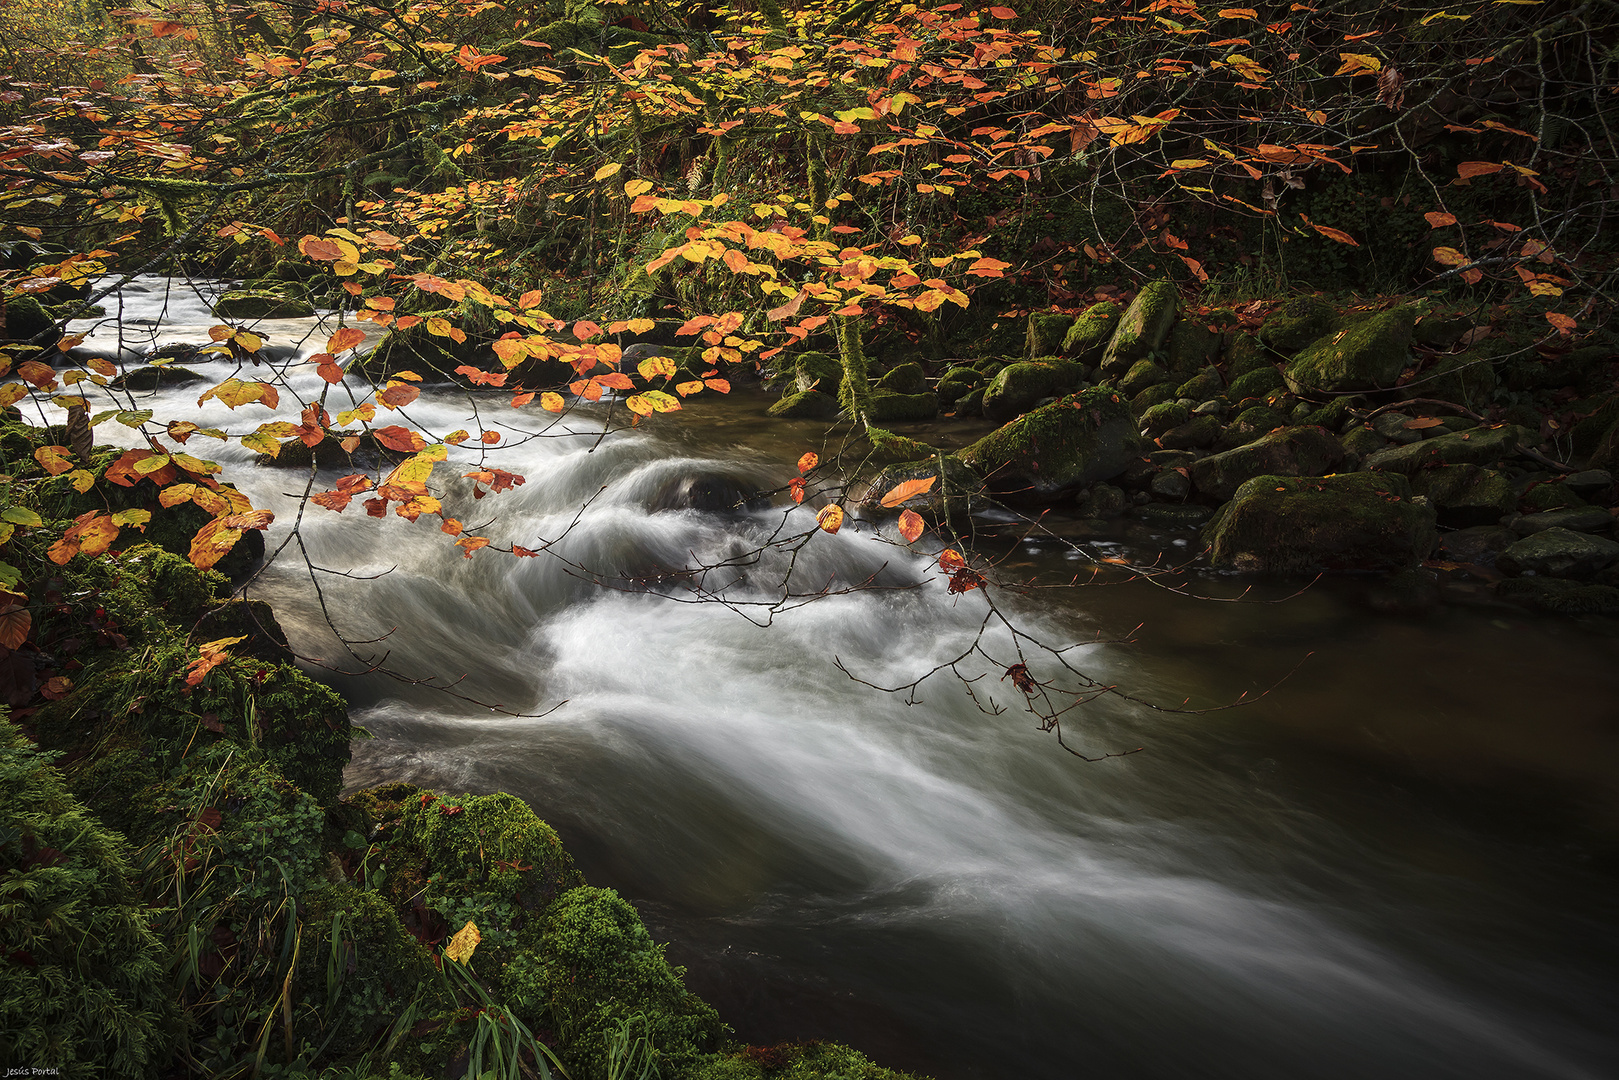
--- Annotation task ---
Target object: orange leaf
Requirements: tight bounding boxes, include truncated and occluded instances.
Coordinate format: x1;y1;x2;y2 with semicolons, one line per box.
1431;246;1469;267
939;549;967;572
1424;211;1457;228
327;327;366;353
572;320;603;341
880;475;937;508
1402;417;1445;430
379;383;421;408
897;509;924;543
1456;161;1504;179
1545;312;1576;335
816;504;844;533
798;451;819;474
373;426;425;453
788;477;807;503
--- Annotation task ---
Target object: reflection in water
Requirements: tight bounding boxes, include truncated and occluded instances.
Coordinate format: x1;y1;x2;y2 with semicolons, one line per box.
67;280;1619;1080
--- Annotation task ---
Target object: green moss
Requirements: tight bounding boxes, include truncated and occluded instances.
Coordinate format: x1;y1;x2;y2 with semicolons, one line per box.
1259;297;1338;355
1176;366;1223;402
794;351;843;395
1520;481;1587;512
1164;318;1219;374
507;886;725;1080
211;290;315;319
1205;472;1437;573
958;387;1143;498
1494;577;1619;615
1025;311;1074;359
768;390;840;419
1410;465;1516;527
1227;365;1286;401
1117;359;1167;397
1140;401;1190;436
1060;300;1121;363
1129;382;1178;416
689;1040;925;1080
875;361;927;395
1098;281;1177;377
1285;306;1417;393
1419;351;1498;410
1223;332;1271;378
1160;414;1222;451
981;360;1076;422
0;715;179;1079
2;294;55;341
1299;397;1354;432
1362;424;1534;474
866;391;938;423
1189;426;1345;501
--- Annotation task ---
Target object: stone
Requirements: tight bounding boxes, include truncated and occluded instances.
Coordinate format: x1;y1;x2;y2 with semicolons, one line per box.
1164;318;1219;373
1;295;54;341
1099;280;1178;377
794;351;843;394
1410;465;1516;528
1130;382;1178;416
1413;313;1473;348
110;365;208;392
954;387;984;416
1159;415;1222;451
1563;470;1613;497
1076;482;1128;519
1414;351;1497;410
867;390;939;422
1205;472;1437;573
1150;468;1192;501
1223;332;1272;377
1340;425;1388;457
1139;401;1190;437
876;361;927;395
1259;296;1338;356
1193;400;1227;417
1495;528;1619;578
1135;502;1211;529
1226;365;1285;401
1494;578;1619;616
957;387;1144;500
1190;425;1344;501
211;290;315;319
1362;424;1534;474
1061;301;1122;363
1218;405;1290;448
1436;525;1517;568
982;360;1079;423
767;389;840;418
1371;411;1423;445
856;456;985;521
1509;506;1615;536
1176;366;1223;402
1026;311;1075;359
936;366;983;403
1285;305;1417;394
1117;359;1168;397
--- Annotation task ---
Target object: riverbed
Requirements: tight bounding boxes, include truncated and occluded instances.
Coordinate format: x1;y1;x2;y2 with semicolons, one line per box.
61;277;1619;1080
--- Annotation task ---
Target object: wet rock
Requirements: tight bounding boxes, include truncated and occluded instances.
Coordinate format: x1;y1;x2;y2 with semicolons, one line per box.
1371;411;1422;445
110;365;208;392
1437;525;1517;568
649;471;768;514
1495;527;1619;578
1493;577;1619;616
1076;482;1128;518
1150;468;1192;501
1129;382;1178;417
1;295;54;341
936;366;983;404
767;389;840;419
1205;472;1437;573
794;351;843;394
1139;401;1190;437
867;390;939;422
957;388;1144;500
1341;425;1389;458
1099;280;1177;377
1367;566;1440;616
211;290;315;320
953;386;984;417
1285;306;1417;394
982;360;1079;423
1410;465;1516;528
1226;365;1285;401
1060;300;1122;364
1191;425;1344;501
1175;366;1223;402
1164;318;1219;373
1223;332;1272;377
1414;351;1497;410
1025;311;1074;358
1259;296;1339;356
1362;424;1534;474
856;456;985;521
1135;502;1211;529
1117;359;1168;397
1509;506;1615;536
876;361;927;395
1563;470;1612;496
1217;405;1290;448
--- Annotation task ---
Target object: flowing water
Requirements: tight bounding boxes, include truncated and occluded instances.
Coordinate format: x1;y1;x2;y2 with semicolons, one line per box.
60;278;1619;1079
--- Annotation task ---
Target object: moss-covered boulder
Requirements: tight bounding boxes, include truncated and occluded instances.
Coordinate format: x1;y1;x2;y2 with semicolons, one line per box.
875;361;927;395
211;290;315;319
1061;300;1121;363
1205;472;1437;573
794;351;843;394
768;390;840;419
1362;424;1534;474
1117;359;1168;398
1130;382;1178;417
856;455;986;521
936;366;982;403
1219;405;1290;447
1164;317;1219;373
867;390;938;423
1223;332;1272;377
506;886;725;1080
1284;306;1416;393
1227;365;1286;401
1409;464;1516;528
1190;426;1344;501
1509;506;1615;536
1520;480;1588;513
1176;366;1223;402
1025;310;1075;358
1415;350;1498;410
1159;414;1222;451
2;294;55;341
689;1041;926;1080
1495;528;1619;578
0;716;179;1079
1494;577;1619;616
958;388;1143;499
1139;401;1191;437
1098;281;1177;377
108;364;207;392
982;360;1075;423
1259;296;1338;356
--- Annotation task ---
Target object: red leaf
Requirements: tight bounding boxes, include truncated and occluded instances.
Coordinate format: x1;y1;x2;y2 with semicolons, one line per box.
373;426;425;453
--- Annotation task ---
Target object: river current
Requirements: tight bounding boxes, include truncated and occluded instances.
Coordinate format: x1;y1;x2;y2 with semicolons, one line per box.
54;277;1619;1079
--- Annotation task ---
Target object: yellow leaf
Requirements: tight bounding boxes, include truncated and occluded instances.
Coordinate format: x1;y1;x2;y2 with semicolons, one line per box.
446;920;481;964
624;179;653;197
593;162;622;181
816;504;844;533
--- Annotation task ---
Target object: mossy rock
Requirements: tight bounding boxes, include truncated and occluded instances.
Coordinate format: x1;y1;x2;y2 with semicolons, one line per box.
794;351;843;394
1098;281;1177;377
0;716;179;1079
1025;310;1075;359
936;366;983;404
1493;577;1619;616
953;386;984;416
108;364;207;392
270;259;324;282
1223;332;1272;378
688;1041;926;1080
1159;414;1222;451
1139;401;1191;437
768;390;840;419
1259;296;1338;356
855;455;986;522
1409;464;1516;528
1362;424;1534;474
1129;382;1178;417
1341;425;1388;458
867;390;938;423
1061;300;1121;364
982;360;1077;423
1190;425;1345;501
2;294;56;341
1117;359;1168;398
1285;306;1417;394
876;361;927;395
1413;351;1498;410
211;290;315;319
958;387;1144;500
1495;528;1619;578
506;886;725;1080
1223;405;1290;442
1164;317;1219;374
1227;365;1285;400
1176;365;1223;402
1299;397;1355;432
1205;472;1437;573
1520;481;1587;513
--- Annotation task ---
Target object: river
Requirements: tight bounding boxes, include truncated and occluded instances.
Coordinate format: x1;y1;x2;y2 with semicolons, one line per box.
58;276;1619;1079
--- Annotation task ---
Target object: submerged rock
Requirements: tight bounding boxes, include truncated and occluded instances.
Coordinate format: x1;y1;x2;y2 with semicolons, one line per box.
110;364;208;391
649;472;768;514
1205;472;1437;573
1494;577;1619;615
957;387;1143;500
1190;425;1344;501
